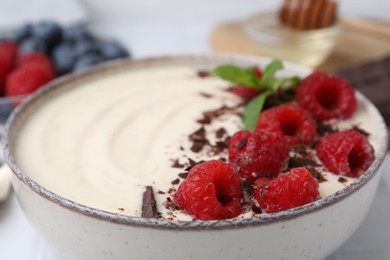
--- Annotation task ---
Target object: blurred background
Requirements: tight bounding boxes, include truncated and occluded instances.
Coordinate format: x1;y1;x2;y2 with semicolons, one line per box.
0;0;389;259
0;0;389;58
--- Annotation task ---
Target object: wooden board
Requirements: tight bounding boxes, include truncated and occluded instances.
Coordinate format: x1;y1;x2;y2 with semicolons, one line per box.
210;17;390;72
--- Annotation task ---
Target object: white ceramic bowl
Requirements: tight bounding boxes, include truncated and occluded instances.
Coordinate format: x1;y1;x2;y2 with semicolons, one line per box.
3;55;388;260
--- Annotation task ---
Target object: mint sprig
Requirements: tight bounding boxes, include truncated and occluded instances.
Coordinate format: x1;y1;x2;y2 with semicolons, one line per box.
243;90;273;130
213;59;300;131
213;65;261;88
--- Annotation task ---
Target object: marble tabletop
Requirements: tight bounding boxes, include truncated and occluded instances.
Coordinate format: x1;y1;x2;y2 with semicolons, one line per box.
0;0;389;259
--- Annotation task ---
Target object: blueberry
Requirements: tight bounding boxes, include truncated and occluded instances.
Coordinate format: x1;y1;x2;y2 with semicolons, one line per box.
0;102;15;124
63;24;94;43
74;39;100;56
51;42;77;76
19;37;48;54
14;23;33;43
32;20;62;49
73;53;104;71
99;40;130;60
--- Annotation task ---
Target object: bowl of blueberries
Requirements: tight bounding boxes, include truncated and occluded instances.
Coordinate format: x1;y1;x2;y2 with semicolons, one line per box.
0;20;131;125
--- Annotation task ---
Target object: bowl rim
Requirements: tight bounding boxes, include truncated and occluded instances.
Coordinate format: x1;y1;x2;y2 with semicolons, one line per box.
3;54;389;230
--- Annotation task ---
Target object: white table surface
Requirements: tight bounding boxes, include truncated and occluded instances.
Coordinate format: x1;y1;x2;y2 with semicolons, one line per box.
0;1;389;259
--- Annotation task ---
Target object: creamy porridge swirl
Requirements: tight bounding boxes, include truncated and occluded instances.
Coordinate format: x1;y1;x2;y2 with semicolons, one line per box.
14;65;381;220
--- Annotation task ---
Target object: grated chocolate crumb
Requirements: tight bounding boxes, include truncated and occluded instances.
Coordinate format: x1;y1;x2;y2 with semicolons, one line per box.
307;167;327;183
338;177;348;183
171;159;185;168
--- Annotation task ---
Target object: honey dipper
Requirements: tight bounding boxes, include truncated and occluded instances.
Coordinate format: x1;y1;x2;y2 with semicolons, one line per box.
280;0;338;30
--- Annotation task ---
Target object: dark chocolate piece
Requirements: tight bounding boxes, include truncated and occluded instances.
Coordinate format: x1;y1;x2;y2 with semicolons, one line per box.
142;186;158;218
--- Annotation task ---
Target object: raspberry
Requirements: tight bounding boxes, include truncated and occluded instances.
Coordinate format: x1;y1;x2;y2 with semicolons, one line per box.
296;72;356;120
228;129;289;182
231;86;259;100
0;42;18;63
231;67;262;100
254;167;319;213
253;66;263;78
5;62;55;96
173;160;242;220
256;103;316;146
16;52;54;72
316;130;375;177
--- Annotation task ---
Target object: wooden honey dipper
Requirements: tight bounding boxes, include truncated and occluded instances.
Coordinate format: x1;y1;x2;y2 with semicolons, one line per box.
280;0;338;30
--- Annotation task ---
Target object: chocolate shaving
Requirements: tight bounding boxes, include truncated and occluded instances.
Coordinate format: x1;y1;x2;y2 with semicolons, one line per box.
290;145;310;157
316;120;337;135
352;125;370;137
178;172;189;179
237;138;247;150
197;70;210;78
189;127;207;141
171;178;180;185
215;127;227;139
191;141;206;153
289;157;319;168
338;177;348;183
164;197;180;211
189;127;209;153
196;114;212;124
171;159;185;168
199;92;213;98
211;141;229;155
307;167;327;183
157;191;165;194
185;159;205;171
251;204;262;214
142;186;158;218
167;188;176;194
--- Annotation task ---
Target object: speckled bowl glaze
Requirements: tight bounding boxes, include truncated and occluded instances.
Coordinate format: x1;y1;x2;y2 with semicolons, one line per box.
3;55;389;260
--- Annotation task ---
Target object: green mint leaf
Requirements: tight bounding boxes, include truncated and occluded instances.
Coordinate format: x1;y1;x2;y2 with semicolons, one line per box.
269;78;288;92
289;76;300;87
213;65;260;88
242;90;273;131
259;59;284;87
269;76;301;92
